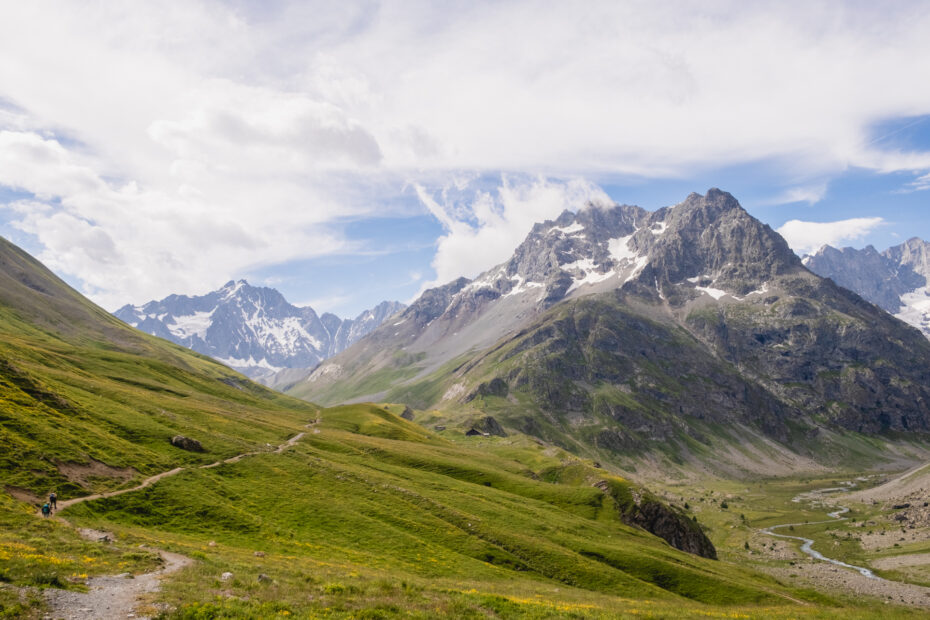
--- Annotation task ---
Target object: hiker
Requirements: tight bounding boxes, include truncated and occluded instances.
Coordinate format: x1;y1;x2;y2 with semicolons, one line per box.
49;491;57;510
41;503;51;518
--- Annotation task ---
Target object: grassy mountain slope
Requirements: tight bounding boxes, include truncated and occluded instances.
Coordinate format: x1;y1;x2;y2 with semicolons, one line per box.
369;283;930;475
0;236;318;500
57;402;904;618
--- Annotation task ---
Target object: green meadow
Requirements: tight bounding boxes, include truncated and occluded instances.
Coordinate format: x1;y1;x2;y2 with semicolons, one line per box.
31;405;924;618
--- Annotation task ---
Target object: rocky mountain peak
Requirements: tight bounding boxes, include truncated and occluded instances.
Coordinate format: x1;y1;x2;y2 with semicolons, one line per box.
804;236;930;338
887;237;930;275
636;189;801;297
393;189;802;343
115;282;404;378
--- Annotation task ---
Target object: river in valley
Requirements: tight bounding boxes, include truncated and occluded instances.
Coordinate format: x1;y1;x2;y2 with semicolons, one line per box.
760;484;880;580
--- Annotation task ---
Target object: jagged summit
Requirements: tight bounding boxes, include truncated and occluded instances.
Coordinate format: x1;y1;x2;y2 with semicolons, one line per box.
115;281;405;379
293;189;809;399
290;189;930;462
804;237;930;335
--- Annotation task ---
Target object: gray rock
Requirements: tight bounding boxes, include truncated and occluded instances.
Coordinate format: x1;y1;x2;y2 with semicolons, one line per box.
170;435;204;452
472;415;506;437
805;237;930;338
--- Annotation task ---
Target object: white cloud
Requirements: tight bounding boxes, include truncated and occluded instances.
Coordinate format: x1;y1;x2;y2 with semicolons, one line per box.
907;172;930;192
0;130;350;309
1;2;930;307
417;176;610;292
763;183;829;206
777;217;885;255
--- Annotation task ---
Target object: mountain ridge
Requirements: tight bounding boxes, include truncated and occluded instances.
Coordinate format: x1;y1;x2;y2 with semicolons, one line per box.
114;280;404;379
286;189;930;470
804;237;930;336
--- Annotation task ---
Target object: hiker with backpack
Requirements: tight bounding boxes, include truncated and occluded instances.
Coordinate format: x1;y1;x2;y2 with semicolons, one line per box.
41;503;51;517
49;491;57;510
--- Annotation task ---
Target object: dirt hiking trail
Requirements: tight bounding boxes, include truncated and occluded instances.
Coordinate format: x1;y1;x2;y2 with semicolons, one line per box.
38;421;317;619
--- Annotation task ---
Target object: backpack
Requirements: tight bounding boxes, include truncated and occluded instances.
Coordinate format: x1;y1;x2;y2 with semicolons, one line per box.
41;504;50;515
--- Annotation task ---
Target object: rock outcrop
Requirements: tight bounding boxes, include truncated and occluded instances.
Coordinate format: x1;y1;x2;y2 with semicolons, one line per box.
596;479;716;559
170;435;204;452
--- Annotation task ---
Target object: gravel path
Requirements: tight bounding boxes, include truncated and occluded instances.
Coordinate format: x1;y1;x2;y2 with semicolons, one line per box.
43;549;191;620
39;423;315;619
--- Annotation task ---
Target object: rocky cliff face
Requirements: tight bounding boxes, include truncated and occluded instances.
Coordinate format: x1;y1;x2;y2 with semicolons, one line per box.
115;281;403;378
596;479;717;559
804;238;930;336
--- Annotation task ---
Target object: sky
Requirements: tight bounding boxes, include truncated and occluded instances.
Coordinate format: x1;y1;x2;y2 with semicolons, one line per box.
1;1;930;318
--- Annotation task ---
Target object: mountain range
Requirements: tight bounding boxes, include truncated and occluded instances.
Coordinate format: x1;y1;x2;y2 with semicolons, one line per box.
114;281;404;379
3;232;774;617
286;189;930;471
7;193;930;616
803;238;930;338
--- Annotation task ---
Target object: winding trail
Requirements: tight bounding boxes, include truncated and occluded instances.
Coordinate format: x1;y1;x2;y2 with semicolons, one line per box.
53;427;311;512
38;420;317;619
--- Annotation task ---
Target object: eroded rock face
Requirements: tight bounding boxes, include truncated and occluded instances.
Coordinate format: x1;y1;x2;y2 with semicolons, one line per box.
170;435;204;452
595;480;716;559
473;415;507;437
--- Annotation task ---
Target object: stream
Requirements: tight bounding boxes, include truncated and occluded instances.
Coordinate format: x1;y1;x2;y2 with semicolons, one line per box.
760;485;880;580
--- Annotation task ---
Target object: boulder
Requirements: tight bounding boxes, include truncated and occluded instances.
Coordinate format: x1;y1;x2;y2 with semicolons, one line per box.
400;406;415;420
170;435;204;452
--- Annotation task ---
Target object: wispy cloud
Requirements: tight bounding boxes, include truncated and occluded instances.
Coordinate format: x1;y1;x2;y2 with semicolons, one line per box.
762;183;829;206
777;217;885;255
415;175;609;292
906;172;930;192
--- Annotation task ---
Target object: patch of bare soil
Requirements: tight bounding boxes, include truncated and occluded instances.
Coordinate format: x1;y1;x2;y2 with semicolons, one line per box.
76;528;115;544
767;560;930;608
845;462;930;504
56;459;137;488
43;549;192;620
4;485;42;505
872;553;930;570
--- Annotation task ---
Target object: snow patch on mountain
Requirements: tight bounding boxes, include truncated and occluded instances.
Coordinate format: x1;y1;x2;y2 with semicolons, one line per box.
168;310;215;340
607;233;637;263
695;285;728;300
114;282;405;378
896;286;930;331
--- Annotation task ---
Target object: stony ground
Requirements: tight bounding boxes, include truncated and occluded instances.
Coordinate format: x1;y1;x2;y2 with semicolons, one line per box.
43;550;191;620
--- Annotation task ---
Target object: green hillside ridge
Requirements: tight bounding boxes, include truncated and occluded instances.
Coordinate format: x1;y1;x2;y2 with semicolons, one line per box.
0;237;318;501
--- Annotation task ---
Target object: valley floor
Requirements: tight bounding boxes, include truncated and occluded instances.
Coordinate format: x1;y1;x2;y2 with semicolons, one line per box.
646;465;930;614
